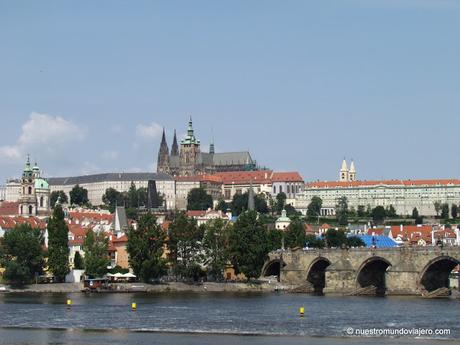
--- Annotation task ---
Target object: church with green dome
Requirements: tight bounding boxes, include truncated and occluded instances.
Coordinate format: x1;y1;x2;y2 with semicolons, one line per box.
18;156;51;216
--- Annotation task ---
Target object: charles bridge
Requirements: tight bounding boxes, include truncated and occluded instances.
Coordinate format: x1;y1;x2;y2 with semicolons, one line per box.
262;246;460;296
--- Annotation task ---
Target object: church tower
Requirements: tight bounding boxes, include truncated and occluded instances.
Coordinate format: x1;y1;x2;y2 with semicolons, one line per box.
348;160;356;181
171;129;179;157
18;155;37;216
340;158;349;182
179;117;201;176
157;128;170;173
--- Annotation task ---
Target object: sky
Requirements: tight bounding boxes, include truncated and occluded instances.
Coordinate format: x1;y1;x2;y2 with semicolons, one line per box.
0;0;459;183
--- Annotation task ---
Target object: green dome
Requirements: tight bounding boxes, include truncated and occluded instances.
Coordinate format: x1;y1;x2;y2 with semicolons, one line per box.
34;178;49;189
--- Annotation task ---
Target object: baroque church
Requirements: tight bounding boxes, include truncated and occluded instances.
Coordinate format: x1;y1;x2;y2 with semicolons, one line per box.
18;156;50;216
157;118;256;176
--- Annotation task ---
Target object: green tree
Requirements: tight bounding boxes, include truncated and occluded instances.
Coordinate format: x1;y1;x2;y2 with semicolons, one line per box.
215;199;228;212
386;205;397;218
50;190;68;207
346;236;365;248
336;196;348;226
451;204;458;220
168;212;205;280
357;205;366;218
441;203;450;220
70;184;89;206
324;228;347;248
231;192;269;216
102;188;125;213
266;229;284;251
307;196;322;220
371;206;386;224
284;218;307;248
126;213;167;282
187;188;213;211
47;205;70;282
305;234;325;248
83;230;110;278
202;218;229;280
275;192;287;214
434;201;441;217
0;224;45;285
228;210;269;280
285;204;300;217
127;182;138;208
412;207;419;220
74;251;84;270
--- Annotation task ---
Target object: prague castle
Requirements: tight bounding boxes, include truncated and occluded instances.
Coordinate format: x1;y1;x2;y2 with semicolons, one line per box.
157;118;256;176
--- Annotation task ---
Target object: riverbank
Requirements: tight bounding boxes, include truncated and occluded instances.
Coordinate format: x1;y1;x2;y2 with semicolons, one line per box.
0;281;289;294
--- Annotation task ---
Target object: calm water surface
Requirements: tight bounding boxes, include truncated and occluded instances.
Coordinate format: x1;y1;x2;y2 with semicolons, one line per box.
0;292;458;345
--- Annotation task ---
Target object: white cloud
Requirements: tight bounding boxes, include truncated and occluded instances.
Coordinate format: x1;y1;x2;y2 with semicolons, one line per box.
0;112;85;162
136;122;163;139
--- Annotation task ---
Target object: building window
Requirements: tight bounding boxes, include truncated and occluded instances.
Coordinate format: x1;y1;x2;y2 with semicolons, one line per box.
40;196;44;207
273;186;276;194
28;186;32;195
287;185;290;194
28;205;33;215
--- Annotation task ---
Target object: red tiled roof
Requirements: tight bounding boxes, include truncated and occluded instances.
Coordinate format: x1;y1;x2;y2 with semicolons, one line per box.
0;202;19;216
0;216;46;230
175;174;223;183
271;172;304;182
214;170;273;184
112;234;128;243
187;210;207;217
306;179;460;189
69;211;113;223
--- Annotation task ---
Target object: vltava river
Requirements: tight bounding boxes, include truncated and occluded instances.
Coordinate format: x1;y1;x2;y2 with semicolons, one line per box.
0;292;458;345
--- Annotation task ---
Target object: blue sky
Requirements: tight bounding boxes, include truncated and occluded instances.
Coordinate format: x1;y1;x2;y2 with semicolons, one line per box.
1;0;459;183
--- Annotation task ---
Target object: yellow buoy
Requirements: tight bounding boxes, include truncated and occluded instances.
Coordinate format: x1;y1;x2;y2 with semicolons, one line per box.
299;307;305;317
67;299;72;307
131;302;137;311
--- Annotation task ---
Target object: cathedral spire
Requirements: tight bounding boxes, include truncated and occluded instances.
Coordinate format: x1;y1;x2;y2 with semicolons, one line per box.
209;134;215;155
171;129;179;156
157;127;170;173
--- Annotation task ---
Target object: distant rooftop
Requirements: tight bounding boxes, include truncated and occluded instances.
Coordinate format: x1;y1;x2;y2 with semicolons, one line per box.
47;172;173;186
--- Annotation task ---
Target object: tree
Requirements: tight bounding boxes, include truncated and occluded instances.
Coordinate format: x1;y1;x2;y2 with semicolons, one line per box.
228;210;269;280
47;205;70;282
275;192;287;214
50;190;68;207
346;236;365;248
434;201;441;217
324;229;347;248
335;196;348;226
74;251;84;270
202;218;230;280
83;230;110;278
371;206;386;224
266;229;284;251
305;234;325;248
386;205;397;218
0;224;45;285
215;199;228;213
102;188;125;213
126;213;167;282
127;182;138;208
70;184;89;206
285;204;300;217
357;205;366;218
168;212;205;280
451;204;458;220
284;218;306;248
441;203;450;220
187;188;213;211
412;207;419;220
307;196;322;220
231;192;269;216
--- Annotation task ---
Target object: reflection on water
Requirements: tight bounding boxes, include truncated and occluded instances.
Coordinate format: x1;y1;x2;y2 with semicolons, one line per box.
0;292;458;345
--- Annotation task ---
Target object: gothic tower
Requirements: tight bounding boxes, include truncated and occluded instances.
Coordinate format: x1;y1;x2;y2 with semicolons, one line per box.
179;117;201;176
157;128;170;173
171;129;179;157
340;158;349;182
348;160;356;182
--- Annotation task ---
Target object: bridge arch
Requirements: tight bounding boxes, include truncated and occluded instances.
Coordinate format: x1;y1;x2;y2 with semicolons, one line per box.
419;256;460;293
306;257;331;295
356;256;392;296
261;259;283;282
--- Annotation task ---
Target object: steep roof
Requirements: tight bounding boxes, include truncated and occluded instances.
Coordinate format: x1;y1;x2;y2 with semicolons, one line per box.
212;151;253;166
48;172;173;185
214;170;273;184
272;172;304;182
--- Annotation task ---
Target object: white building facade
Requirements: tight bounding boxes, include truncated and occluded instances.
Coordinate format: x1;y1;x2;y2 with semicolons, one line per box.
48;172;176;209
295;179;460;217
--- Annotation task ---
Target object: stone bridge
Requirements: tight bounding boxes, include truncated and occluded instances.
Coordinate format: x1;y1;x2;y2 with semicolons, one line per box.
262;246;460;296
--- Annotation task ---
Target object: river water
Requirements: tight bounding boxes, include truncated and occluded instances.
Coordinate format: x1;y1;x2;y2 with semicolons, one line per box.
0;292;458;345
